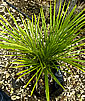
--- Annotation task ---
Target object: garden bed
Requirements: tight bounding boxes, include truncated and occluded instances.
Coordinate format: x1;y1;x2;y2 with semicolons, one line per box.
0;0;85;101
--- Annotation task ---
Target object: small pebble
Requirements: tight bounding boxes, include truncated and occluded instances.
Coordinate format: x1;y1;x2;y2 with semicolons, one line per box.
11;95;17;100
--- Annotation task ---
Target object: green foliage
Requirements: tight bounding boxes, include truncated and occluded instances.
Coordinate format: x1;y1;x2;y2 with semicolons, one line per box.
0;0;85;101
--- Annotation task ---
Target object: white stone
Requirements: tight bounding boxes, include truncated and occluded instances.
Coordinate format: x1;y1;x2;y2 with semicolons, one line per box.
16;96;20;99
81;95;85;98
75;75;79;78
11;95;17;100
3;76;5;78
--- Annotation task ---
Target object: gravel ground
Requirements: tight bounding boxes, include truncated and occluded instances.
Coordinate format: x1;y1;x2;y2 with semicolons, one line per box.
0;0;85;101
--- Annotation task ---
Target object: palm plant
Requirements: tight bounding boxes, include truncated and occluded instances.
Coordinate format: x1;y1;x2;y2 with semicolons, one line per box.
0;0;85;101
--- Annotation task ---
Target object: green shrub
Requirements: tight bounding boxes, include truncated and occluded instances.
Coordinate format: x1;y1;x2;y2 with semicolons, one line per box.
0;0;85;101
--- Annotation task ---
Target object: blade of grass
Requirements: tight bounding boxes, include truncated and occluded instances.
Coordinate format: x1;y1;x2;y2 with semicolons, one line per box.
31;68;43;95
48;68;65;90
45;68;49;101
24;67;41;88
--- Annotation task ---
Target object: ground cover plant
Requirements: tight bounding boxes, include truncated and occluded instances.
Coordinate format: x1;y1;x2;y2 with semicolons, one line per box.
0;0;85;101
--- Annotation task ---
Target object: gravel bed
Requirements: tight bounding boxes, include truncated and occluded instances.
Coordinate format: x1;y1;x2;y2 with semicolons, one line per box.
0;0;85;101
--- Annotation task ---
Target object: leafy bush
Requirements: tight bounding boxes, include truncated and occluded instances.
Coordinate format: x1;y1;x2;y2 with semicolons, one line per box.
0;0;85;101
